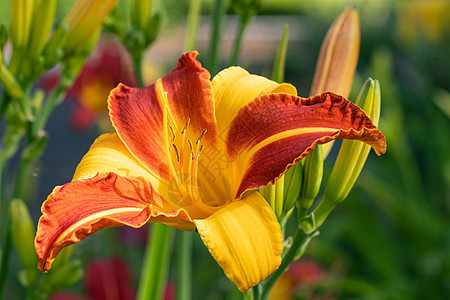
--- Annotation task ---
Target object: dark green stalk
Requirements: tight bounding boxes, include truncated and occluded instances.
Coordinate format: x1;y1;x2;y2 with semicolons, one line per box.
229;14;252;66
137;223;175;300
0;230;11;298
133;54;145;88
0;91;10;122
260;228;316;300
176;231;192;300
227;285;242;300
0;165;10;298
35;85;65;136
208;0;228;75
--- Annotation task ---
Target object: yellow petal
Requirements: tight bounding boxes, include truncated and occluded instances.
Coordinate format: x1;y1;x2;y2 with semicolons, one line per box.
72;133;176;208
73;133;161;183
194;191;283;292
212;66;297;136
73;133;218;219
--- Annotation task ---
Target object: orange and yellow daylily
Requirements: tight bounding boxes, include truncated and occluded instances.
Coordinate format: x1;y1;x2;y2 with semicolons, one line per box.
35;51;386;292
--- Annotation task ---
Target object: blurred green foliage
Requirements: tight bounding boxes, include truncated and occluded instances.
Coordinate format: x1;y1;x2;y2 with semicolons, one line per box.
1;0;448;299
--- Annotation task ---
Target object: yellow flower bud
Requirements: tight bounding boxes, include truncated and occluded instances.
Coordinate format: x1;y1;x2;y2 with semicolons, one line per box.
10;0;35;50
313;78;382;228
310;7;360;97
62;0;119;54
310;7;360;158
28;0;57;59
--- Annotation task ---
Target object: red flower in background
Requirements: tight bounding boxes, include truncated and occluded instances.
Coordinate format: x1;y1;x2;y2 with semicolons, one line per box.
269;259;330;300
84;258;135;300
49;256;174;300
40;37;136;131
50;257;134;300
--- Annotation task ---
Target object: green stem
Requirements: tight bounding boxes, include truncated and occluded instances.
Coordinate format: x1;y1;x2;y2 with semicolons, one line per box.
13;158;34;200
35;85;65;136
229;14;252;66
0;91;8;122
133;54;145;88
260;228;315;300
227;285;242;300
137;223;174;300
185;0;202;52
0;230;11;299
176;231;192;300
311;195;338;229
208;0;228;75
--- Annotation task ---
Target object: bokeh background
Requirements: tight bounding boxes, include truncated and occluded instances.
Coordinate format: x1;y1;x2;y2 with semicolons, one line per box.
0;0;449;299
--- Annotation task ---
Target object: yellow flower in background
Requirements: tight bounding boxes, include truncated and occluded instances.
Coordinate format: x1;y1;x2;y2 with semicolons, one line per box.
397;0;450;45
34;51;386;292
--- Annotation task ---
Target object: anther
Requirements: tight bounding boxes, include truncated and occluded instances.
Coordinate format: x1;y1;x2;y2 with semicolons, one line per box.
182;118;190;134
172;144;180;161
196;129;207;145
168;124;176;142
188;140;194;160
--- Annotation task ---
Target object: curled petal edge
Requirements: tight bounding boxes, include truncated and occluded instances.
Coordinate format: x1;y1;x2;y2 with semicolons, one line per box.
35;172;194;273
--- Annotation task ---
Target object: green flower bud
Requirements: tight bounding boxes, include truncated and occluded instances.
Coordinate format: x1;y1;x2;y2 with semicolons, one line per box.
0;24;8;49
314;78;382;228
298;144;323;215
230;0;262;17
43;24;69;68
131;0;153;30
0;58;23;99
260;162;303;222
144;12;162;46
9;198;37;286
282;162;303;216
39;259;83;296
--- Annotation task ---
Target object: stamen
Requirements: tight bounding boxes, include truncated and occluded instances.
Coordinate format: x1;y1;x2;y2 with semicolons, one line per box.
187;139;195;197
172;144;179;161
196;128;207;145
188;140;194;160
182;118;190;134
191;143;201;200
156;78;181;186
179;118;190;181
169;124;176;142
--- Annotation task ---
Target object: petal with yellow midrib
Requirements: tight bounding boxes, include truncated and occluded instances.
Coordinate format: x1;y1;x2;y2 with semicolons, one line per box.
35;172;194;273
226;92;387;198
